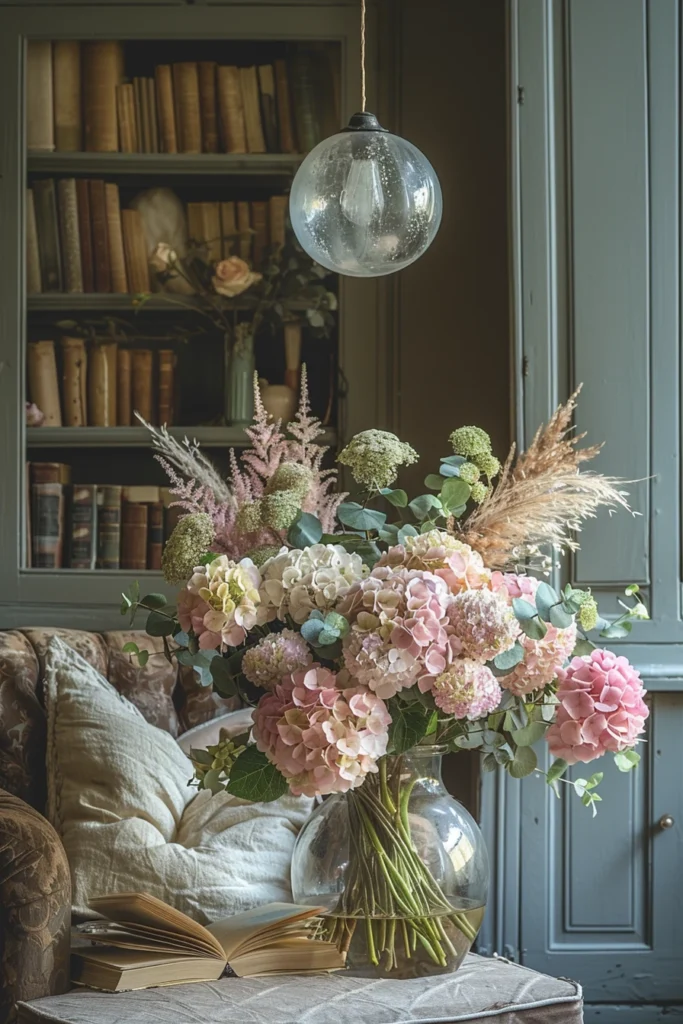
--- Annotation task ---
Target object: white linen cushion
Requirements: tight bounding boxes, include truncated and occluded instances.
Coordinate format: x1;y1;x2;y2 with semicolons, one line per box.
176;707;254;756
44;636;311;921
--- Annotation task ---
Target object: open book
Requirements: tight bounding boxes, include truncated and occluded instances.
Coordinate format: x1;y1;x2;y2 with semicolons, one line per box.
72;892;345;991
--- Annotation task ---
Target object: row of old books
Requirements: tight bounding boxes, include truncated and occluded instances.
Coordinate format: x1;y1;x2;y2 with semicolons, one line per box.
27;177;289;294
27;40;338;155
27;338;175;428
27;463;183;571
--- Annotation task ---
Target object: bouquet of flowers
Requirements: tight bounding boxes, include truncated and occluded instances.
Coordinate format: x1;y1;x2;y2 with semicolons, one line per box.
122;376;649;971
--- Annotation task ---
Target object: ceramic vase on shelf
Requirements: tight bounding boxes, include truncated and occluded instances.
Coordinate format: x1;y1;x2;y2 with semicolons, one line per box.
224;323;255;426
291;745;488;979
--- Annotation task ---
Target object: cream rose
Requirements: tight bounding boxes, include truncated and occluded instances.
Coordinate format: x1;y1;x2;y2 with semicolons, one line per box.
150;242;179;271
212;256;262;297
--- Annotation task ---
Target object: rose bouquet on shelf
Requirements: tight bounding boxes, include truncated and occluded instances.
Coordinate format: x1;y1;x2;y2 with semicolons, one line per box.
121;377;649;976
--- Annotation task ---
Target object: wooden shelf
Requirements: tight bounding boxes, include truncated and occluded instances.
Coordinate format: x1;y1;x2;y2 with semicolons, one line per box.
27;294;316;313
26;425;337;449
27;151;303;177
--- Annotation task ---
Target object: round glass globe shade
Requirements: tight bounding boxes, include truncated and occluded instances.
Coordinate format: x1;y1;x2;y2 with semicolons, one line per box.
289;128;443;277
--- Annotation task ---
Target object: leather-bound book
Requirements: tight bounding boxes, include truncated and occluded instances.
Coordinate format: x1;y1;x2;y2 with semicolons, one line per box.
26;189;42;294
69;484;97;569
116;83;135;153
27;41;54;151
173;62;201;154
75;179;95;293
197;61;219;153
88;341;117;426
219;201;237;258
31;461;71;485
268;195;288;251
147;501;164;570
96;485;123;569
273;59;296;153
289;51;321;152
217;66;247;153
27;340;62;426
186;202;203;249
122;486;160;503
33;179;63;292
104;183;128;293
203;202;222;264
236;201;252;263
53;41;82;151
89;179;111;292
121;208;150;293
60;336;87;427
131;348;153;422
257;65;278;153
133;78;148;153
121;502;149;571
239;66;266;154
157;349;175;426
57;178;84;293
116;348;132;426
83;41;123;152
155;65;177;153
31;481;64;568
147;78;159;153
251;200;268;270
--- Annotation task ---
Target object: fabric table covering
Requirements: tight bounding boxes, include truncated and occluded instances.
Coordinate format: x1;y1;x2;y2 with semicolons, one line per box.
18;954;582;1024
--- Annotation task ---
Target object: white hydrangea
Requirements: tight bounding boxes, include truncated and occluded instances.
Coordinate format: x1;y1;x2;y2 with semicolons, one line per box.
260;543;368;624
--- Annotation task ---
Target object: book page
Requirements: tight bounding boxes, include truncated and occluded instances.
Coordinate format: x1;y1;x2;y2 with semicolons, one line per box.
90;892;224;959
206;902;324;960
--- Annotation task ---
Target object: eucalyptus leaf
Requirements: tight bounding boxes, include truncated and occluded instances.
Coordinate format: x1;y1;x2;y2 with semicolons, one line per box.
600;622;632;639
137;649;150;667
510;721;547;747
408;494;441;521
535;582;559;622
122;641;139;654
507;745;538;778
512;598;537;621
549;603;574;629
288;512;323;548
424;474;445;491
493;642;525;672
481;752;498;772
614;749;641;772
519;616;547;640
226;747;289;802
455;731;485;749
547;757;568;784
380;488;408;508
440;477;471;510
141;593;167;609
301;618;324;643
438;462;461;478
397;523;419;545
146;610;176;637
316;627;340;646
440;455;467;468
572;638;596;657
210;657;238;697
379;524;400;544
337;502;386;533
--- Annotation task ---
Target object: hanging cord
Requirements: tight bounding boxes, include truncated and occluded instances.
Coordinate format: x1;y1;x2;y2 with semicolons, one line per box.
360;0;367;111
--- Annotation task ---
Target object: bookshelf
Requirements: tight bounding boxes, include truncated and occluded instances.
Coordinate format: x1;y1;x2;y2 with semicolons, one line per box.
0;2;387;629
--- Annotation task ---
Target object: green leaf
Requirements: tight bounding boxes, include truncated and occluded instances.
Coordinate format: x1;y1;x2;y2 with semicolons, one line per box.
317;627;340;646
535;582;559;622
625;584;640;596
387;700;431;754
122;641;139;654
380;488;408;508
200;552;220;565
438;462;461;478
547;757;568;784
408;494;441;521
424;474;445;491
210;656;238;697
378;524;400;544
425;711;438;736
120;591;133;613
600;621;632;639
440;477;471;510
493;642;524;672
507;745;538;778
140;593;168;609
226;747;289;803
397;523;419;545
519;616;547;640
481;752;498;772
455;731;485;749
288;512;323;547
510;721;547;746
137;649;149;667
512;598;537;621
301;618;324;643
614;749;641;772
572;638;596;657
549;603;574;629
440;455;467;468
146;610;176;637
354;540;382;569
337;502;386;533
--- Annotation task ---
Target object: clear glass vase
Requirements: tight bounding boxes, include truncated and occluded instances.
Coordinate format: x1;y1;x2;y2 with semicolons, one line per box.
224;324;255;425
291;746;488;978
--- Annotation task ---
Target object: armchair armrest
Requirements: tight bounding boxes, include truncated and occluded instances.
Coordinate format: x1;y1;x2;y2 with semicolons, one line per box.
0;790;71;1024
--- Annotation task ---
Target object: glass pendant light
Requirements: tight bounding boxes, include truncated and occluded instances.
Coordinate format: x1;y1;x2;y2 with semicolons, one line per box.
289;2;442;278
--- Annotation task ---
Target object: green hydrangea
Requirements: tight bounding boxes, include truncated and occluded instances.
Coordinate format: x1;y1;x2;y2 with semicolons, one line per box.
473;451;501;479
458;461;480;485
470;481;488;505
266;462;313;499
337;429;418;489
245;544;283;568
449;426;492;460
191;737;246;795
161;513;214;585
577;593;599;632
236;500;264;534
261;490;301;529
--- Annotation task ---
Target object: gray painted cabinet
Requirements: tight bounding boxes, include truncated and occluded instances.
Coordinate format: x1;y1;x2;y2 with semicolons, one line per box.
479;1;683;1018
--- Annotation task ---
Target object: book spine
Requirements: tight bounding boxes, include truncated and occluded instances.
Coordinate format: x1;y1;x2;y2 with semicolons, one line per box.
116;83;134;153
88;341;117;426
236;201;252;263
268;195;288;251
157;349;175;426
121;208;150;293
33;178;63;292
89;179;111;293
219;201;237;258
131;349;153;422
147;77;159;153
26;189;42;294
147;501;164;570
121;502;149;571
273;59;296;153
26;41;54;151
217;66;247;154
60;336;88;427
251;200;268;270
53;41;82;151
202;201;222;264
96;485;122;569
76;179;95;293
31;482;64;568
104;183;128;293
133;78;148;153
289;52;321;152
30;461;70;485
83;41;123;152
174;62;202;154
116;348;132;426
239;66;267;154
155;65;178;154
197;61;219;153
57;178;84;293
257;65;279;153
69;484;97;569
284;322;302;392
27;340;62;426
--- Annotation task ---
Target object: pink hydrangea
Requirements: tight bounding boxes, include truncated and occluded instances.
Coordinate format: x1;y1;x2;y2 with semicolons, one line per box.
546;649;649;764
432;660;502;720
493;572;540;602
242;629;312;690
252;665;391;797
447;589;520;661
377;533;492;594
499;623;577;696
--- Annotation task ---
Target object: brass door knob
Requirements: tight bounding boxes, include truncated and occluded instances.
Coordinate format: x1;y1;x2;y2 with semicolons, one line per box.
658;814;675;830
